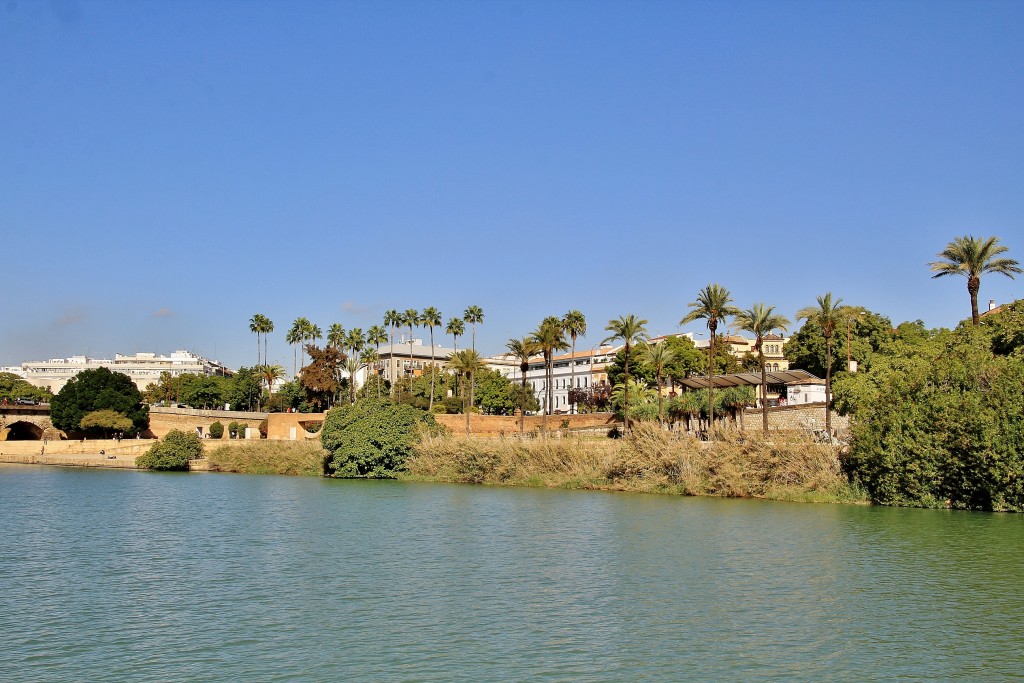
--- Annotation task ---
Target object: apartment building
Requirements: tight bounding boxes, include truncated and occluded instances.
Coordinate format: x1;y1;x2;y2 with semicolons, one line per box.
20;350;230;393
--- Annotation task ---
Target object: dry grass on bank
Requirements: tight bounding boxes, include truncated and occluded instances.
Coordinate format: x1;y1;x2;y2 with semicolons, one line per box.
205;440;326;477
407;423;862;503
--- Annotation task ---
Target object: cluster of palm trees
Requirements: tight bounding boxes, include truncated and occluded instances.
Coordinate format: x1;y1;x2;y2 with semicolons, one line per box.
243;234;1019;427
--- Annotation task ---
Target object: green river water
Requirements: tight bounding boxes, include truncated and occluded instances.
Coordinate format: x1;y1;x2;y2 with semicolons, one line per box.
1;464;1022;681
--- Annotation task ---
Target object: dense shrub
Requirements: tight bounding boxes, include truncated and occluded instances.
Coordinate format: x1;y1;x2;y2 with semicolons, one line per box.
321;398;441;478
839;326;1024;511
136;429;203;471
228;421;240;438
208;421;224;439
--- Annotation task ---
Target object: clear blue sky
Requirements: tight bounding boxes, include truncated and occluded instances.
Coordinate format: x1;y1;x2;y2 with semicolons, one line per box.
3;0;1022;371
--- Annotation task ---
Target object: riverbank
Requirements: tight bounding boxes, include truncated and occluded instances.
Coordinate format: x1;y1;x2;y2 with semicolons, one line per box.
405;423;867;504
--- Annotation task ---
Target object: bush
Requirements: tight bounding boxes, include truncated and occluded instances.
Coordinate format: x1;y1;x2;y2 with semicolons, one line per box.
228;421;239;438
321;398;441;478
208;421;224;439
136;429;203;471
841;326;1024;511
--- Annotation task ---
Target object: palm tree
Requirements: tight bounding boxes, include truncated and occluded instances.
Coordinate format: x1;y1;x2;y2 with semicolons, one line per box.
446;317;465;352
420;307;443;412
384;309;401;397
260;364;285;405
345;328;365;404
403;309;419;399
530;316;569;436
463;305;484;352
506;337;540;435
641;342;675;427
602;314;649;434
446;349;485;436
262;316;274;372
286;320;307;379
929;235;1022;326
681;284;739;430
611;379;656;422
796;293;846;436
303;322;322;371
327;323;346;351
291;317;312;371
562;310;587;414
733;303;791;434
366;325;388;398
249;314;265;366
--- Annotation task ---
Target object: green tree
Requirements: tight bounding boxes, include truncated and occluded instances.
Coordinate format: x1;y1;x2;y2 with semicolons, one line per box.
930;235;1021;326
249;313;268;366
366;325;389;398
420;307;443;412
384;309;401;398
446;349;486;435
344;328;365;404
208;421;224;439
446;317;465;352
641;342;675;426
839;326;1024;511
289;317;312;372
136;429;202;471
602;314;649;434
530;316;570;435
227;366;264;412
321;398;439;478
0;373;52;403
403;308;419;400
733;303;791;434
796;293;846;435
681;284;739;428
661;335;705;388
506;336;540;434
79;409;133;438
464;305;484;352
50;367;149;435
260;364;286;407
562;309;587;414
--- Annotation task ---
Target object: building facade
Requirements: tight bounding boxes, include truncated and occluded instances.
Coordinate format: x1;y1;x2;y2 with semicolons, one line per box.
20;350;230;393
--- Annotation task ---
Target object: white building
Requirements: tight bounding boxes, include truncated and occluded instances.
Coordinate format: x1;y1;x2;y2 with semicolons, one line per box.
522;345;622;414
784;378;826;405
20;350;230;393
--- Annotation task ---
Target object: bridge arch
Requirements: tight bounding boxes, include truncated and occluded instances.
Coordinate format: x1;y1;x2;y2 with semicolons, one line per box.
0;420;45;440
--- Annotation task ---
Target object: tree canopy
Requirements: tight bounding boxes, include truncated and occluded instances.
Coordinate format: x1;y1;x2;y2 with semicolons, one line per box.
50;368;148;435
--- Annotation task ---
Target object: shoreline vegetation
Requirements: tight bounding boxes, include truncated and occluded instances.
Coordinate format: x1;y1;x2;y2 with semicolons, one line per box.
196;426;866;506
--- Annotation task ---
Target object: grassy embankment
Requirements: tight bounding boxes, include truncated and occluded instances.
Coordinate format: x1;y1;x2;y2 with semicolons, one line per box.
205;441;326;477
406;423;867;504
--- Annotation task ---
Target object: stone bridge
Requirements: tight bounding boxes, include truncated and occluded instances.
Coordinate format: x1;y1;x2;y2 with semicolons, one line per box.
0;404;58;440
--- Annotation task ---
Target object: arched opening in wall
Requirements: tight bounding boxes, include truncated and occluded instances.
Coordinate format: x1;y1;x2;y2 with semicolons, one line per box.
1;421;44;440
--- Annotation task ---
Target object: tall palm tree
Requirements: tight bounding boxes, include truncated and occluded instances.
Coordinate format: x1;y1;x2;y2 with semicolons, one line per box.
304;322;322;372
249;314;266;366
681;284;739;429
446;317;465;353
464;305;484;352
403;309;419;400
345;328;365;404
366;325;388;398
383;309;401;397
327;323;346;351
796;293;846;436
929;235;1022;326
602;314;649;434
261;316;274;373
641;341;675;427
446;349;485;436
562;310;587;414
291;317;312;371
530;316;569;436
286;320;307;379
506;337;540;435
420;307;443;412
733;303;791;434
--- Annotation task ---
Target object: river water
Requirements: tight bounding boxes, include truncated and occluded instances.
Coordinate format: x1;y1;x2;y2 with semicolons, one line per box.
1;464;1022;682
